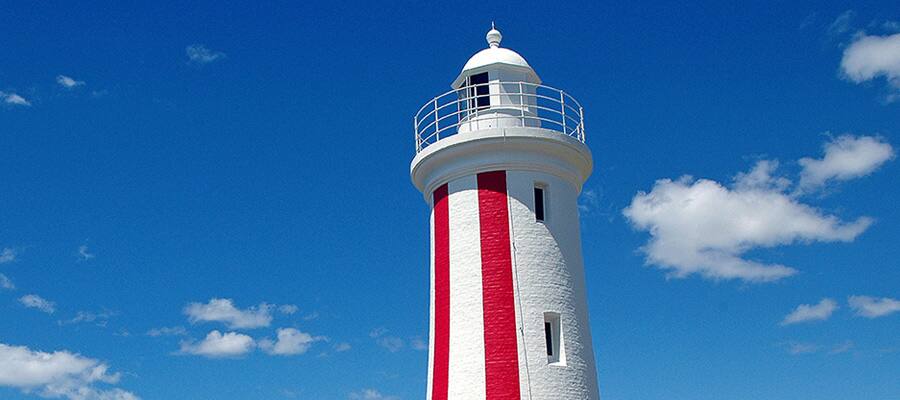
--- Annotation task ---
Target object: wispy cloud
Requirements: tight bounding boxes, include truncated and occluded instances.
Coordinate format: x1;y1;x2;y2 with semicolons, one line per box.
848;295;900;318
59;310;116;327
0;342;139;400
782;298;838;325
56;75;85;89
278;304;299;315
77;245;96;261
348;389;399;400
828;10;855;37
334;342;351;352
0;274;13;290
184;298;273;329
258;328;324;356
0;248;16;264
0;92;31;107
786;342;819;355
179;330;255;358
186;44;225;64
146;326;187;337
19;294;56;314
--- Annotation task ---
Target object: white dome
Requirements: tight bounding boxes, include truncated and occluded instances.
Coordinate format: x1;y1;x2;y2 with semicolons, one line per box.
452;27;541;88
461;47;531;71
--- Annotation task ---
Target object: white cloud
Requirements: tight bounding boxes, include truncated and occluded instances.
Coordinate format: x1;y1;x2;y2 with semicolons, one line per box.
179;330;254;358
184;298;273;329
258;328;323;356
0;92;31;106
78;245;96;261
623;166;871;282
798;135;894;192
841;33;900;98
349;389;399;400
0;343;139;400
0;273;13;290
186;44;225;64
0;248;16;263
20;294;56;314
56;75;85;89
782;298;838;325
146;326;187;337
278;304;298;315
848;295;900;318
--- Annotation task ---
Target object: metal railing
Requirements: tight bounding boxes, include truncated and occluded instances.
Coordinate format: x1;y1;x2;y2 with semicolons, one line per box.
414;81;585;153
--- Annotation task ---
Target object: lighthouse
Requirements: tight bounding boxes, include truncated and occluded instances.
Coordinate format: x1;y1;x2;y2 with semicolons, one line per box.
411;26;599;399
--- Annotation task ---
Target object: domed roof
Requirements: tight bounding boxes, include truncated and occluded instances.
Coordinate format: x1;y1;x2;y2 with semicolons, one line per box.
461;46;531;71
451;26;540;88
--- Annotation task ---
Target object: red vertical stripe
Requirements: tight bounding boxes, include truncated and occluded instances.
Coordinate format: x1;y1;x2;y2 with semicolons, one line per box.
477;171;521;399
431;184;450;400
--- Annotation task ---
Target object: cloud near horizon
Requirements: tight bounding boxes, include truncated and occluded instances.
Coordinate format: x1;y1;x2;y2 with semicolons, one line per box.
624;136;888;282
0;343;139;400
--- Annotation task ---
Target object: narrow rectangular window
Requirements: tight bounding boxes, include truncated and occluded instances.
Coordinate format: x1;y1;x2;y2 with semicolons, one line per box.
468;72;490;110
543;312;564;365
534;186;545;221
544;322;553;356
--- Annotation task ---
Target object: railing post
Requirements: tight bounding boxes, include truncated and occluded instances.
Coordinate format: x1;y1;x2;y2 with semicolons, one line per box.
579;106;585;142
519;82;525;126
433;98;440;141
560;91;567;134
414;117;420;152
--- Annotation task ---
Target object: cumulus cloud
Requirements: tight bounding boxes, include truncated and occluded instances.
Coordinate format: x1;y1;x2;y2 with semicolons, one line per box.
186;44;225;64
349;389;399;400
0;343;138;400
179;330;255;358
184;298;273;329
145;326;187;337
841;33;900;99
0;92;31;106
258;328;323;356
0;248;16;263
0;273;13;290
56;75;85;89
782;298;838;325
410;337;427;351
369;328;404;352
848;295;900;318
20;294;56;314
798;135;894;192
623;171;871;282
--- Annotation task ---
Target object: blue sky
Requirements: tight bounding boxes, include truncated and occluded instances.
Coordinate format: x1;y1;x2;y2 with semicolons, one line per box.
2;1;899;399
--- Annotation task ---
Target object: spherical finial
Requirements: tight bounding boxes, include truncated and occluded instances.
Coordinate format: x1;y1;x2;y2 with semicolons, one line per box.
486;23;502;48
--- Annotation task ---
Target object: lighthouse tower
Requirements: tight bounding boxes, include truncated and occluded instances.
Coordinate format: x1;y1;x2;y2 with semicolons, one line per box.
411;26;599;399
